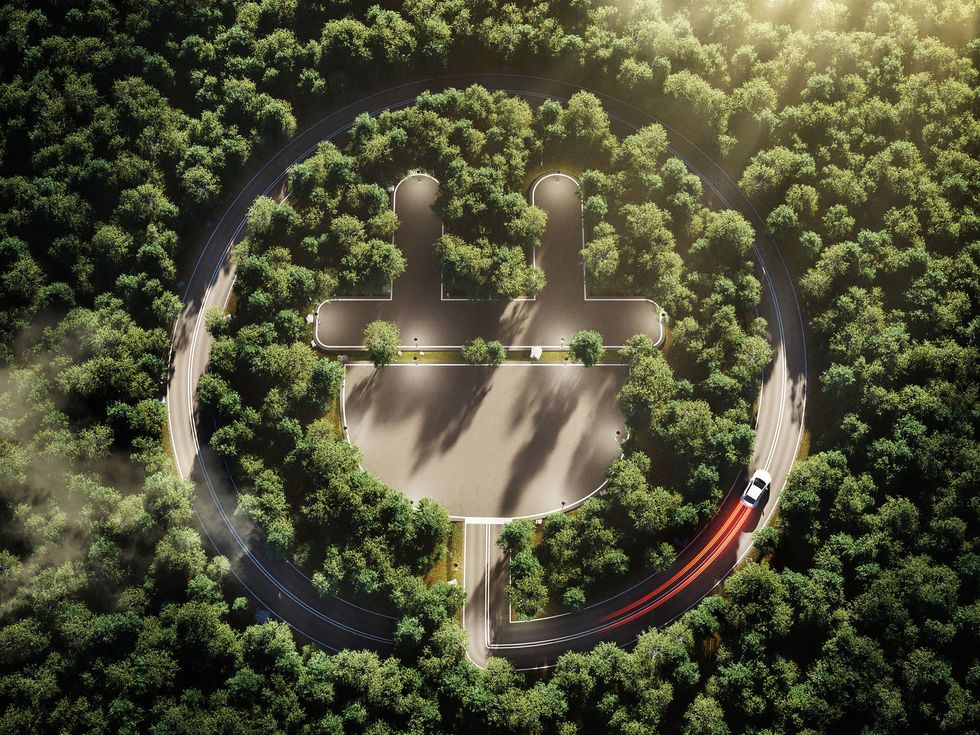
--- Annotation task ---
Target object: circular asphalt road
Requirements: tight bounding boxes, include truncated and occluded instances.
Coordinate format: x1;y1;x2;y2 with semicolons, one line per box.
315;172;662;350
166;74;807;668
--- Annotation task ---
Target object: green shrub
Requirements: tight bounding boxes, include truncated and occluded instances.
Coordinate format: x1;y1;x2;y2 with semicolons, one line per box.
461;336;506;365
363;320;400;367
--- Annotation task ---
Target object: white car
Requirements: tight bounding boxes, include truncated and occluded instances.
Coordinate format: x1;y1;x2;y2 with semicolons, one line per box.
740;469;772;509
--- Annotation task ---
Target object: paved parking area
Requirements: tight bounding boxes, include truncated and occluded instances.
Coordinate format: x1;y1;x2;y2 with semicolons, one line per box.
343;364;628;519
326;173;658;519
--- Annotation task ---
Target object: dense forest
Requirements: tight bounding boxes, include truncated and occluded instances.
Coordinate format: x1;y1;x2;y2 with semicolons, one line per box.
202;85;767;618
497;105;772;616
1;0;977;733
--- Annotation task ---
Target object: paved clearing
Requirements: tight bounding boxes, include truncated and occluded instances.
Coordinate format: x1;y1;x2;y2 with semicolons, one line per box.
330;172;654;519
343;364;627;518
168;75;804;668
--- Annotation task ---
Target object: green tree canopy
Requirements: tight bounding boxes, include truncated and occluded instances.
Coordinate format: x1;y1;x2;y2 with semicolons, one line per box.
363;320;400;367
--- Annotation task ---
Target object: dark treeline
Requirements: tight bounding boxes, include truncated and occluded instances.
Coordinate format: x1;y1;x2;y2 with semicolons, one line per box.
1;0;977;733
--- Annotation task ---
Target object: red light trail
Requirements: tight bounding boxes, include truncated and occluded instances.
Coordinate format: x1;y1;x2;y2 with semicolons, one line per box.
598;504;751;630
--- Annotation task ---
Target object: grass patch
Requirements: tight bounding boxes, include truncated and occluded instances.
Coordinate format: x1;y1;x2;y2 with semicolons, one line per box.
441;281;519;301
329;349;630;365
340;276;392;299
531;349;571;363
160;416;179;474
797;426;811;461
424;520;465;622
394;350;459;363
324;392;344;434
527;349;623;364
533;597;566;620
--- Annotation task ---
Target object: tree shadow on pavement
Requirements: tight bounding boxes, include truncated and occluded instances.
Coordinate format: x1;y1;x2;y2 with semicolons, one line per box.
497;380;579;516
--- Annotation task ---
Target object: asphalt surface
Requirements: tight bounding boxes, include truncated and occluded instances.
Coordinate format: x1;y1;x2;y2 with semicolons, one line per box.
166;74;807;668
343;363;627;519
316;173;662;349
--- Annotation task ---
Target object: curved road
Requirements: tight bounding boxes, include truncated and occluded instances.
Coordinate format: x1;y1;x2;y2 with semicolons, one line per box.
166;74;807;667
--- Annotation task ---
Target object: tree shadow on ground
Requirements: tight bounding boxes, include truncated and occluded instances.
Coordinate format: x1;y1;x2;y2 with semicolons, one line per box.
496;379;580;516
